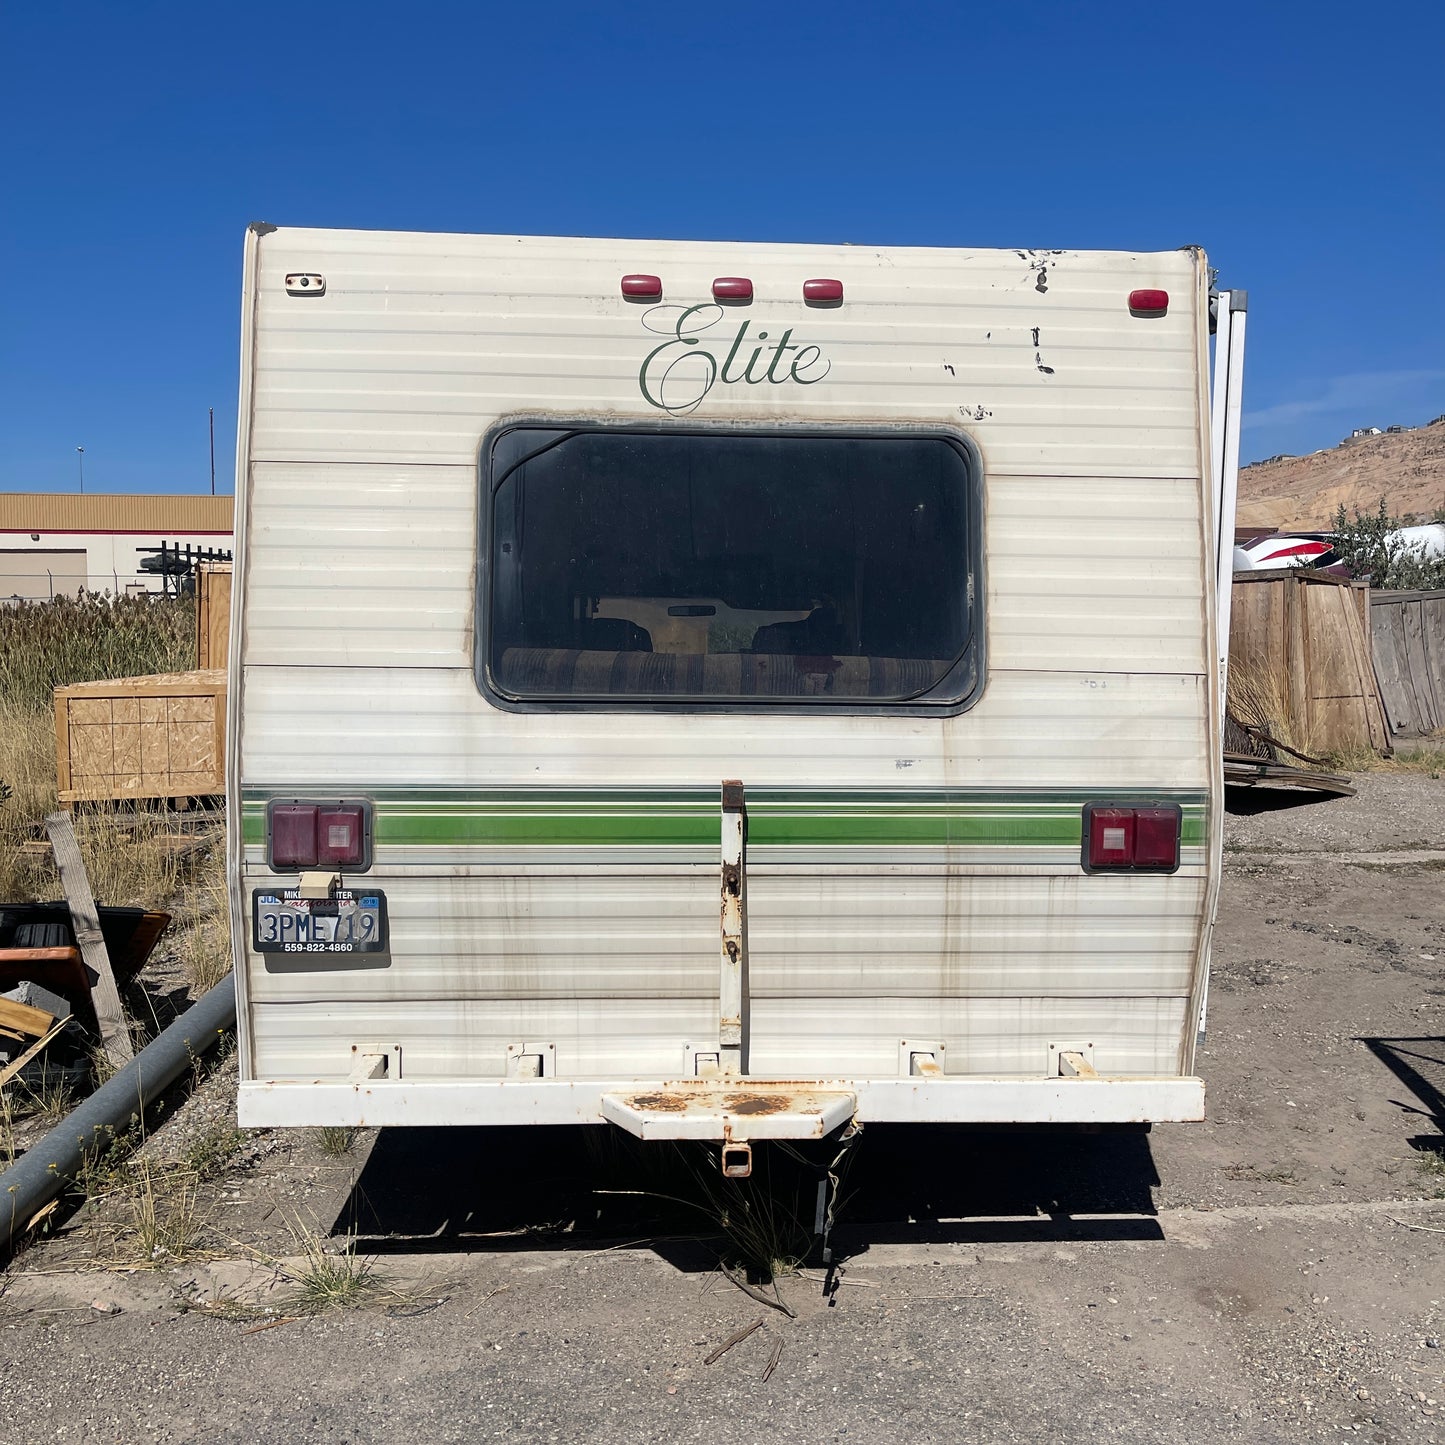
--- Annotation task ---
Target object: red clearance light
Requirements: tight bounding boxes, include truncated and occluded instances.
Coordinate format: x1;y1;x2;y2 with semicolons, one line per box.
267;799;373;872
621;274;662;300
712;277;753;302
1082;802;1181;874
803;278;844;303
1128;289;1169;315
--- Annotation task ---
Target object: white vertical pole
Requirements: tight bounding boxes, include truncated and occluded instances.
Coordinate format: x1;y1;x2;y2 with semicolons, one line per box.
1211;291;1248;720
1199;288;1248;1055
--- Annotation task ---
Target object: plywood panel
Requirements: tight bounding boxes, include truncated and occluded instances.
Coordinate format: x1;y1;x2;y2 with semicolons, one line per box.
55;669;227;803
197;562;232;669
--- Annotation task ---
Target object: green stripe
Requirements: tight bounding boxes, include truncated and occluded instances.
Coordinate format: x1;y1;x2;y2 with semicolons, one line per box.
240;788;1207;849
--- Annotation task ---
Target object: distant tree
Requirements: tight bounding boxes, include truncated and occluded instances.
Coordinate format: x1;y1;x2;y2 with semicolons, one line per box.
1331;498;1445;590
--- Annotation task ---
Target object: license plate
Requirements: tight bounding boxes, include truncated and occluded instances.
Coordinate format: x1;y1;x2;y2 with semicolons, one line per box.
252;888;388;955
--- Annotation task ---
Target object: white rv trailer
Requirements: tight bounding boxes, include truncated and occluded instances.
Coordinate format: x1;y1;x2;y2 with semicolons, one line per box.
229;225;1245;1161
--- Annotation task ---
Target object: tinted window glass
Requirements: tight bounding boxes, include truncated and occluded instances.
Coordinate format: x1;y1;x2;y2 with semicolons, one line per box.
485;427;979;706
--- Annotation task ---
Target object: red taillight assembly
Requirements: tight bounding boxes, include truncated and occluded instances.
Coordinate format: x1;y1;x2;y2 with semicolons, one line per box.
267;799;372;872
1082;802;1181;874
1128;289;1169;316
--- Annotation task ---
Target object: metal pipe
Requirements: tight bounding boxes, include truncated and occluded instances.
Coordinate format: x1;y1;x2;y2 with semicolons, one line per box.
2;975;236;1250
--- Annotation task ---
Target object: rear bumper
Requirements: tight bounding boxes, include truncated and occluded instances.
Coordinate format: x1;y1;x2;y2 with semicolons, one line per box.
238;1075;1204;1134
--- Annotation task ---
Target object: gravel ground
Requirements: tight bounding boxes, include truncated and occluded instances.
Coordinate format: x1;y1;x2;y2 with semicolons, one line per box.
1;773;1443;1443
1224;771;1445;854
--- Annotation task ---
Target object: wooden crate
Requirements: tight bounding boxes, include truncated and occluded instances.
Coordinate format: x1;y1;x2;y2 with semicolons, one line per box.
196;562;232;670
55;670;227;804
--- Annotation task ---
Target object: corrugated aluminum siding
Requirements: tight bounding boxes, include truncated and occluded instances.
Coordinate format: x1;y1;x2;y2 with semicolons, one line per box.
234;228;1216;1094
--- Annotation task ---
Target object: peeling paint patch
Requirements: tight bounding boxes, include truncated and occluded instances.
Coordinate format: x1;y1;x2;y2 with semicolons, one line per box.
1032;325;1055;376
959;404;993;421
1023;249;1061;294
943;362;955;376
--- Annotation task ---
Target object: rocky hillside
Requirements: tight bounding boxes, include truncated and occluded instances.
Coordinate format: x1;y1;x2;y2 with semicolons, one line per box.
1237;418;1445;530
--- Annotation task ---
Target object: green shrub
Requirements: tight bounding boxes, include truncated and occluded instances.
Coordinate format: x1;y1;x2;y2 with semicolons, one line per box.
1331;499;1445;591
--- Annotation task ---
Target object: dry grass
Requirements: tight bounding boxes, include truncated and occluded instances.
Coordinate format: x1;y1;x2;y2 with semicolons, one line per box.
272;1213;379;1313
174;868;234;993
123;1158;205;1265
1;591;212;906
0;1089;16;1167
0;592;195;714
316;1126;361;1158
14;1068;77;1128
1325;738;1445;777
0;706;219;910
1227;652;1321;759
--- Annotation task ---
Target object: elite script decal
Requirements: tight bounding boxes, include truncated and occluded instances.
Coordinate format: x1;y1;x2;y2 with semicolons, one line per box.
638;304;831;414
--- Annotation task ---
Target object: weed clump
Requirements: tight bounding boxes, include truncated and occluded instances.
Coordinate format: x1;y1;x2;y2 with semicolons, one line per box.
0;592;195;714
275;1214;378;1313
316;1126;361;1158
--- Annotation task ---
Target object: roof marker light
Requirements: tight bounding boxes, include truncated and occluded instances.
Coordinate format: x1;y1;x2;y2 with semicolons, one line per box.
621;274;662;301
712;277;753;302
803;278;844;303
1128;289;1169;315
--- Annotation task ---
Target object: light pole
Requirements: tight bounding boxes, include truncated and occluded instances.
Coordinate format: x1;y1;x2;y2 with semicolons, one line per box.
76;447;85;493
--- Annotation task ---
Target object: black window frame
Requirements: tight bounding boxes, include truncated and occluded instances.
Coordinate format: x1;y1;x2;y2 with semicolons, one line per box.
475;418;986;716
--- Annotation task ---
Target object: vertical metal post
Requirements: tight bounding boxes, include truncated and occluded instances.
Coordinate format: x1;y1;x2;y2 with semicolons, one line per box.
1210;290;1248;721
1200;288;1247;1057
719;780;747;1076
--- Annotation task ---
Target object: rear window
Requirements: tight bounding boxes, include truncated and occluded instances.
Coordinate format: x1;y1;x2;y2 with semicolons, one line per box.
481;425;982;710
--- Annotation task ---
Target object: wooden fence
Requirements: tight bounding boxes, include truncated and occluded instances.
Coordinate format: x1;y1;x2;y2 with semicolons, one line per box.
1228;572;1391;756
1370;588;1445;740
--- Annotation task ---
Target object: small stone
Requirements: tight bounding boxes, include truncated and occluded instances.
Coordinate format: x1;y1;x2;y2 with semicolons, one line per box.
90;1300;120;1315
1426;1337;1441;1348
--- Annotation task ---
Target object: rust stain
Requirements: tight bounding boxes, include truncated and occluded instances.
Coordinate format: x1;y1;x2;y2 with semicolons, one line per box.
722;1093;796;1116
628;1093;689;1113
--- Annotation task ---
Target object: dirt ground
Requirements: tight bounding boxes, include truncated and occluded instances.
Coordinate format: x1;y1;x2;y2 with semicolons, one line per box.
2;774;1443;1443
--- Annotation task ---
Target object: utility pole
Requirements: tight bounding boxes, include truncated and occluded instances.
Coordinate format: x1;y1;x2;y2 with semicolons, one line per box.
76;447;85;493
208;408;216;495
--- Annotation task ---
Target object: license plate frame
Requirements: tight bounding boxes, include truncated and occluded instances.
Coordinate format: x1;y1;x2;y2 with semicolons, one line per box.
251;888;389;959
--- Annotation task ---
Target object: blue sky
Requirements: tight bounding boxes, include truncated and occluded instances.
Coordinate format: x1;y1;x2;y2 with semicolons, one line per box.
3;0;1441;494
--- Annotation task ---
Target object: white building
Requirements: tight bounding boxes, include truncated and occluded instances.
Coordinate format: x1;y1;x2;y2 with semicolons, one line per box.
0;493;234;601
